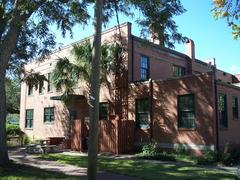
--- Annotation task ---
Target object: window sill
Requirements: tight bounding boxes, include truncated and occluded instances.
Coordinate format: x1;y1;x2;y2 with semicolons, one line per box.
25;128;33;130
178;127;196;131
219;127;228;130
44;122;54;125
136;127;150;130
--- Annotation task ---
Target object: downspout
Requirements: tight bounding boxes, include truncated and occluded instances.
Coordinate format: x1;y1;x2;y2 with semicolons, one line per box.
131;36;134;82
213;59;219;154
149;79;153;139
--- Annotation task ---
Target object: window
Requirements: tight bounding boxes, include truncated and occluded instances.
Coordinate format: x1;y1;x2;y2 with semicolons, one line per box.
25;109;33;128
39;80;44;94
218;94;228;128
173;65;186;78
178;94;195;128
47;73;53;92
44;107;54;123
232;96;238;120
99;102;109;120
136;99;150;128
28;84;33;96
140;55;149;80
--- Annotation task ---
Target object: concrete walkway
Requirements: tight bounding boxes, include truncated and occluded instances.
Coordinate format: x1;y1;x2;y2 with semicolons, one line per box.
9;148;139;180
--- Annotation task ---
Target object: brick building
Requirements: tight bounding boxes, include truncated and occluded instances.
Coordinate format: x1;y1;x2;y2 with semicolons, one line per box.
20;22;240;154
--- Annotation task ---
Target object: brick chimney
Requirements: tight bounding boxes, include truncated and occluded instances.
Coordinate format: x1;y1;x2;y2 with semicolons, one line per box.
185;39;195;75
186;39;195;60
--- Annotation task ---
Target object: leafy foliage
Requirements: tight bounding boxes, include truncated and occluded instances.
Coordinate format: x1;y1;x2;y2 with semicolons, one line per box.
23;134;30;145
6;124;21;136
21;69;48;90
212;0;240;39
141;141;158;156
5;77;20;114
131;0;186;48
196;148;217;165
52;40;122;99
1;0;91;73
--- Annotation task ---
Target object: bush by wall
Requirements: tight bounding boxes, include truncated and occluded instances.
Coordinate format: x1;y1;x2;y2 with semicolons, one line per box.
141;141;158;157
6;124;21;136
196;148;217;165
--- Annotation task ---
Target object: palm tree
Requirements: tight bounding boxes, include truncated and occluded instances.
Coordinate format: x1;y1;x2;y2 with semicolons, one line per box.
52;40;119;99
52;35;123;180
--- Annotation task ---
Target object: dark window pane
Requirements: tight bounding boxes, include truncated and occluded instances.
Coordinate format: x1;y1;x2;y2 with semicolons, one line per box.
178;94;195;128
173;65;186;78
99;102;109;120
25;109;33;128
47;73;53;92
44;107;54;123
136;99;150;128
218;94;228;128
140;55;149;80
39;80;44;94
232;96;238;120
28;84;33;95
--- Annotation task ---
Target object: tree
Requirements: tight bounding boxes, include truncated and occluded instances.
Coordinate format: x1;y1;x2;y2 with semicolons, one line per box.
0;0;90;165
87;1;103;179
5;77;20;114
131;0;186;48
52;40;118;98
213;0;240;39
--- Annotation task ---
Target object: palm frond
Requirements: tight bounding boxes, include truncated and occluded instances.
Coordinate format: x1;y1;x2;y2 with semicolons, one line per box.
21;70;47;89
52;40;125;99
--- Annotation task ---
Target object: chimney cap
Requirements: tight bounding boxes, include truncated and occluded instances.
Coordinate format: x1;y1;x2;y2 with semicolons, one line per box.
185;38;194;44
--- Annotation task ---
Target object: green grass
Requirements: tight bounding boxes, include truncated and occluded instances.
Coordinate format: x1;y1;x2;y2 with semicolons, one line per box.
0;162;84;180
136;152;197;164
40;154;236;180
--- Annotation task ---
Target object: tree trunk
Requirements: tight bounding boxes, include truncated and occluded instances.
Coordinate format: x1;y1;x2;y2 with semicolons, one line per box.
87;1;103;180
0;64;9;166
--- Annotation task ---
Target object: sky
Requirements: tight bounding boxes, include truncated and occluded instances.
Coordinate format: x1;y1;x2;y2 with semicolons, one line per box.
54;1;240;74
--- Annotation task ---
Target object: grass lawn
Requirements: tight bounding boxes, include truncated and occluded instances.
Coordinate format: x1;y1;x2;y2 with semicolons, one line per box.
40;154;236;180
0;162;82;180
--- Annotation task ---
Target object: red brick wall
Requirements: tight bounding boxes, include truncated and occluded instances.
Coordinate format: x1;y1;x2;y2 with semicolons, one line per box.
217;82;240;150
131;38;187;82
129;73;216;152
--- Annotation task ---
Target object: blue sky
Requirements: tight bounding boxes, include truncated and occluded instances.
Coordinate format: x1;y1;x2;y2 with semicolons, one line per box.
54;1;240;74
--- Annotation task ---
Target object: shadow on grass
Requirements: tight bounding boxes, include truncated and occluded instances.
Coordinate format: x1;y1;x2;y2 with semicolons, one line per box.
41;154;236;180
0;162;85;180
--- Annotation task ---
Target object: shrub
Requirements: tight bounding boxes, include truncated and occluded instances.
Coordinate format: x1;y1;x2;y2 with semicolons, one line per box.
220;145;240;166
174;145;189;155
142;141;157;156
23;135;30;145
6;124;21;136
196;148;217;165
